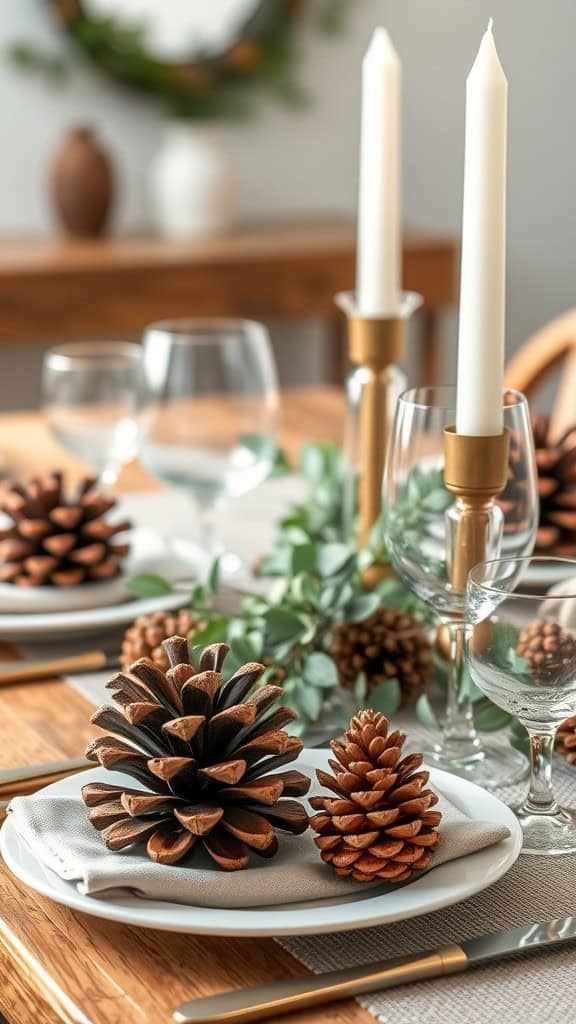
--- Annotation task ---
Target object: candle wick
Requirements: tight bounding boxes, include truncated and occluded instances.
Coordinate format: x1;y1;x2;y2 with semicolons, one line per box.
487;16;494;33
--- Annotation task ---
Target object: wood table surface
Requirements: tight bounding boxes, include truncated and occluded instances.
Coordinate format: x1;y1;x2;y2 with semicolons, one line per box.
0;387;374;1024
0;219;458;383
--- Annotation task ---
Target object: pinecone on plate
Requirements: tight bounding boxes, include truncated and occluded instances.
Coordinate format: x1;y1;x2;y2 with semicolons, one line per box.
0;473;131;587
532;417;576;554
517;619;576;679
121;609;208;671
556;716;576;765
330;608;432;704
310;710;441;883
82;638;310;868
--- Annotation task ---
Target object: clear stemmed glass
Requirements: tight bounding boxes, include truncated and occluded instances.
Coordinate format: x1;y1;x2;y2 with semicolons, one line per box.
141;318;279;569
43;341;146;488
467;557;576;854
383;386;538;788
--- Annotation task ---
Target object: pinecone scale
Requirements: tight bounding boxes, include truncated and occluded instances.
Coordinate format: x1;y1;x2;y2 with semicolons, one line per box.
83;638;311;869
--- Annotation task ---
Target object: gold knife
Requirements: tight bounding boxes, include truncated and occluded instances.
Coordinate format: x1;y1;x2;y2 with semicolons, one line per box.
0;651;120;686
0;757;92;796
173;917;576;1023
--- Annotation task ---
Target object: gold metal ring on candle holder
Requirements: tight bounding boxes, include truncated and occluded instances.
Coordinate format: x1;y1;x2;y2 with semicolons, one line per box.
443;426;510;594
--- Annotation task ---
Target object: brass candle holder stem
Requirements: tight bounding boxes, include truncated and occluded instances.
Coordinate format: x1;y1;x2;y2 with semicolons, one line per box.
443;426;511;594
337;291;422;561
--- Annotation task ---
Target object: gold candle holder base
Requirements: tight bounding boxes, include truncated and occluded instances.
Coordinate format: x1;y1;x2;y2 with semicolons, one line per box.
337;292;423;576
443;426;510;593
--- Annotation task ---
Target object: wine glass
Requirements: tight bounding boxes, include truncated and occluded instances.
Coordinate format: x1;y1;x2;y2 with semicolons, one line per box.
383;386;538;788
43;341;146;488
467;557;576;854
141;318;279;569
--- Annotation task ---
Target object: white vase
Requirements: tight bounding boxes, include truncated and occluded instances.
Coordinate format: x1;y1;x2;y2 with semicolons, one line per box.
148;122;235;239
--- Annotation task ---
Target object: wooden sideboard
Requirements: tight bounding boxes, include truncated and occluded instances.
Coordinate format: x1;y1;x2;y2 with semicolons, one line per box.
0;219;458;382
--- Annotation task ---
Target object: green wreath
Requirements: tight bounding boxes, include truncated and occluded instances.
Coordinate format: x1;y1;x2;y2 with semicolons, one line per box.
8;0;346;119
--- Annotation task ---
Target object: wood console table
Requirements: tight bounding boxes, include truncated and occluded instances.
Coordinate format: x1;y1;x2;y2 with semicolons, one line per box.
0;221;457;383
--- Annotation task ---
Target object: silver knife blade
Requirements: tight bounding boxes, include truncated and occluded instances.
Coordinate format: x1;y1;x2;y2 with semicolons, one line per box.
463;916;576;962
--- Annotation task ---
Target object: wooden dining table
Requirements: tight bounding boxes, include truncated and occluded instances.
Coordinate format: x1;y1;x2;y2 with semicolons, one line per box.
0;387;376;1024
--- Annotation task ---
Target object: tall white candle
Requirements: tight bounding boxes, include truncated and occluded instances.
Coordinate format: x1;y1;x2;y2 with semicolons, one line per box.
356;27;401;317
456;20;508;436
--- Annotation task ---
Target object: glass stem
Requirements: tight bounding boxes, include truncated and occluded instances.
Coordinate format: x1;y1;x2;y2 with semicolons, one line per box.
437;621;483;762
197;504;219;561
523;728;558;815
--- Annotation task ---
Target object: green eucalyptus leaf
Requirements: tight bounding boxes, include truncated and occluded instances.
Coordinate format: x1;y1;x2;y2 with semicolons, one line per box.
354;672;368;702
317;543;354;579
474;704;513;732
290;544;316;575
366;679;401;716
303;651;338;688
422;488;452;512
264;607;307;642
125;573;173;598
416;693;440;730
207;556;221;595
188;617;228;649
230;635;260;665
344;592;381;624
295;682;323;721
299;442;327;484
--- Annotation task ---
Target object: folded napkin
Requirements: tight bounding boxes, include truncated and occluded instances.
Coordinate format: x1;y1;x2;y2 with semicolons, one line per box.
8;771;510;909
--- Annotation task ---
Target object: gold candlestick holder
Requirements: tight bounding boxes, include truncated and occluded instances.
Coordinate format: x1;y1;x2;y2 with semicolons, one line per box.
337;291;422;564
443;425;511;595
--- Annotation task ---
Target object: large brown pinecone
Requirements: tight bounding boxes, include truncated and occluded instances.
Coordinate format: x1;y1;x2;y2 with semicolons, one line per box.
556;716;576;765
0;473;131;587
83;638;310;868
310;710;441;883
331;608;432;704
517;619;576;679
121;609;209;671
501;417;576;554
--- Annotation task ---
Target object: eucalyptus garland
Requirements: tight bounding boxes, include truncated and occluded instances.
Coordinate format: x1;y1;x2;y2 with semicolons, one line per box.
7;0;347;119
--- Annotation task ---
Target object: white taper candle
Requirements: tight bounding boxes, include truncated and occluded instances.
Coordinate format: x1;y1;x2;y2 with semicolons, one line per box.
456;19;508;436
356;28;401;318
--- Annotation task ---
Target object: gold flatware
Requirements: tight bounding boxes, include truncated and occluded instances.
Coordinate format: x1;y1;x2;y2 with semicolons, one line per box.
0;650;120;686
173;917;576;1023
0;757;92;797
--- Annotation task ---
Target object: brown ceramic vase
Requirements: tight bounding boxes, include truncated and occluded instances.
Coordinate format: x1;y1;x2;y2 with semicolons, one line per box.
51;126;114;237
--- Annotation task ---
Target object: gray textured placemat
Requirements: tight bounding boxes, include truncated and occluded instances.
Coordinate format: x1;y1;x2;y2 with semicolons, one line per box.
280;718;576;1023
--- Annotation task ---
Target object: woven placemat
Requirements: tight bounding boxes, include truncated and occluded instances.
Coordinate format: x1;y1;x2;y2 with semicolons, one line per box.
280;718;576;1023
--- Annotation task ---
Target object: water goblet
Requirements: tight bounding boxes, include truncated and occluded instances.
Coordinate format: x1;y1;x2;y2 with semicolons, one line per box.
383;386;538;788
467;557;576;854
141;318;279;570
43;341;145;488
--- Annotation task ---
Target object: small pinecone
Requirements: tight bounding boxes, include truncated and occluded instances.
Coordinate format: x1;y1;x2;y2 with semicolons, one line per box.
331;608;432;704
0;473;131;587
556;716;576;765
121;610;208;671
83;638;310;869
501;417;576;554
310;710;441;883
517;619;576;679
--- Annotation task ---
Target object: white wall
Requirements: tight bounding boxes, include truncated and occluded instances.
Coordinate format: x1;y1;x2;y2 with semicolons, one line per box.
0;0;574;408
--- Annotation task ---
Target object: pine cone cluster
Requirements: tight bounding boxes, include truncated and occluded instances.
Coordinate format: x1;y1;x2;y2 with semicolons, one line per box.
501;417;576;554
0;474;130;587
331;608;432;704
517;619;576;679
310;710;441;883
83;638;310;868
121;609;208;671
556;717;576;765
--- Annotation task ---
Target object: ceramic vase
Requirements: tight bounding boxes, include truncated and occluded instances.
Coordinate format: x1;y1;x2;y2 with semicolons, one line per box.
148;122;235;239
51;126;114;237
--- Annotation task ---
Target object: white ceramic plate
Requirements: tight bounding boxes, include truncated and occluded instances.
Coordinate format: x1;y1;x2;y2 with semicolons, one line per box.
0;751;522;937
0;526;185;639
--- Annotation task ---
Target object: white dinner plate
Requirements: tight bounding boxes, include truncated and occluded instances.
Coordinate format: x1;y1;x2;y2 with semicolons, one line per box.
0;526;189;639
0;751;522;937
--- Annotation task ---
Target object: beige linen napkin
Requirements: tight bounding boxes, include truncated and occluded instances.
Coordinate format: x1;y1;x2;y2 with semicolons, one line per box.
8;772;510;909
